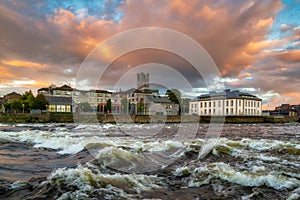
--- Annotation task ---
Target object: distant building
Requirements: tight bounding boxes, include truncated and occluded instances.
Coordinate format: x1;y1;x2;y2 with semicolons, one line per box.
189;89;262;116
36;72;180;115
3;92;21;103
271;104;300;116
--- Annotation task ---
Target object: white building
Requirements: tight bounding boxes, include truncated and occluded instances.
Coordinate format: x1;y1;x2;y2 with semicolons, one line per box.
189;89;262;116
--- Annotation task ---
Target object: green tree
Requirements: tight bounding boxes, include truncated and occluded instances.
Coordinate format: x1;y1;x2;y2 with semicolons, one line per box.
121;98;128;114
11;100;22;113
166;89;181;104
33;94;48;110
137;99;145;114
80;102;93;112
20;90;35;112
105;99;112;113
4;103;11;113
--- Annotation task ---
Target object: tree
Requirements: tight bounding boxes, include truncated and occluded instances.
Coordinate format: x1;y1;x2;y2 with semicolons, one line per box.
20;90;35;112
4;103;11;113
166;89;181;104
137;99;145;114
11;100;22;113
105;99;112;113
80;102;93;112
121;98;128;114
33;94;48;110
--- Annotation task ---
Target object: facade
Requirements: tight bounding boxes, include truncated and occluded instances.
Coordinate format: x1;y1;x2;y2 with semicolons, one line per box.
38;84;114;113
189;89;262;116
45;96;73;113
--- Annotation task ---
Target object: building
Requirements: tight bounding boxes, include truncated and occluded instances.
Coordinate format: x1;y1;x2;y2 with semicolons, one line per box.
38;84;114;113
271;104;300;116
189;89;262;116
45;96;73;113
3;92;21;103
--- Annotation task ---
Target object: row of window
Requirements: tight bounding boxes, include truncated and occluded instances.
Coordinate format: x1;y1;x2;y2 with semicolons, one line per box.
191;100;260;108
191;108;261;115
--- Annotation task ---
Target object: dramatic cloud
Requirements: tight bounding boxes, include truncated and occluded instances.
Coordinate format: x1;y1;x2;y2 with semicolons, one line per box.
0;0;299;108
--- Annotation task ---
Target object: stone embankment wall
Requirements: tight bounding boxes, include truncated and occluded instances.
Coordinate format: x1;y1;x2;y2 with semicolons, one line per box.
0;113;299;123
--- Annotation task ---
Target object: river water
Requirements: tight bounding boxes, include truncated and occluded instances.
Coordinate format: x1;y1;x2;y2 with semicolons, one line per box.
0;123;299;199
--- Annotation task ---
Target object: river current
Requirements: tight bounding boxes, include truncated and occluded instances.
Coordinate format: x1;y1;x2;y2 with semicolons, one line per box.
0;123;299;199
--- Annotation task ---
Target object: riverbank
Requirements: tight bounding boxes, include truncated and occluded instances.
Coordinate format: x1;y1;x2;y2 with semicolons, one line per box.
0;113;299;123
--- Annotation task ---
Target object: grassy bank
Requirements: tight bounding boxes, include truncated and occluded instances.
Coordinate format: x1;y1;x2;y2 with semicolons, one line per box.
0;113;299;123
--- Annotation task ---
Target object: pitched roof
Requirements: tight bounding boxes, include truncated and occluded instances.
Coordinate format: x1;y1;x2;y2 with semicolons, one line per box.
197;89;261;101
45;96;73;105
53;84;73;91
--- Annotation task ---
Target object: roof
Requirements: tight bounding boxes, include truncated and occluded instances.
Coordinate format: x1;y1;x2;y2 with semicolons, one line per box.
5;92;21;96
38;87;50;92
53;84;73;91
146;95;172;103
196;89;261;101
45;96;73;105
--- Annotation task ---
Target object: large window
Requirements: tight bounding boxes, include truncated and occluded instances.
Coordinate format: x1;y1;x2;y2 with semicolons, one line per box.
231;100;234;106
226;101;229;107
213;101;216;107
209;102;211;107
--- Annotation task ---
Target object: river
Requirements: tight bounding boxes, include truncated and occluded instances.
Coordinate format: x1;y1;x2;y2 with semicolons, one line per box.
0;123;299;199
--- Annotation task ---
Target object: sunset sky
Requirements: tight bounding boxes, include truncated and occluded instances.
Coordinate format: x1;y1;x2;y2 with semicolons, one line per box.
0;0;299;109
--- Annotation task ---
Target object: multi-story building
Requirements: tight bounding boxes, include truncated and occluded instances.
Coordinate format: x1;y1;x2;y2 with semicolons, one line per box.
189;89;262;116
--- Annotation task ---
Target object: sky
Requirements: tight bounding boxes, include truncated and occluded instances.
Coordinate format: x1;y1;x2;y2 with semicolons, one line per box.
0;0;299;109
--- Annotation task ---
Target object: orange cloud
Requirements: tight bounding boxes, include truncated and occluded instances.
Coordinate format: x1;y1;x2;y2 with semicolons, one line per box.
2;60;49;69
0;65;14;78
276;49;300;63
256;17;273;28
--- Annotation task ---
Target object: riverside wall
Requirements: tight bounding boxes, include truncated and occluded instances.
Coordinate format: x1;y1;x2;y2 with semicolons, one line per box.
0;113;299;124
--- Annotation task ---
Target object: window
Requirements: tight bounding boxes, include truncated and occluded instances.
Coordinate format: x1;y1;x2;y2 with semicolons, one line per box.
218;101;221;107
257;102;260;108
200;102;202;108
226;108;229;115
204;109;207;114
209;102;211;107
191;104;193;108
254;102;256;107
239;100;241;107
209;109;211;114
213;109;215;114
231;100;234;106
213;101;216;107
231;108;233;115
205;102;207;107
226;101;229;107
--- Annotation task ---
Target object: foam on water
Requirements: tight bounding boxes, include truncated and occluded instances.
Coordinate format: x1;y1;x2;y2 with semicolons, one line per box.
189;162;300;190
48;165;162;199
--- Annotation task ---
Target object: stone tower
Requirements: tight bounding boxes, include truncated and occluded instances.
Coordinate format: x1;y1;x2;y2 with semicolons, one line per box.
137;72;149;89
